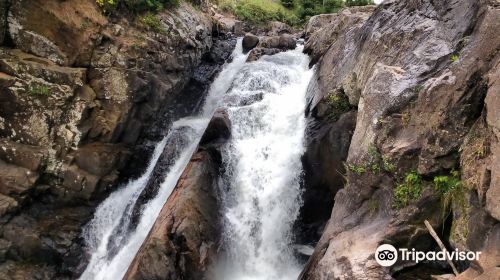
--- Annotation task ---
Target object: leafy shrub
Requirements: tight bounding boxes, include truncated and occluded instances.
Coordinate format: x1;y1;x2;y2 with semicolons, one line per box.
326;90;351;121
433;171;462;194
296;0;343;21
281;0;295;8
393;171;423;209
346;163;366;175
139;13;165;32
382;156;396;173
345;0;373;6
434;171;466;219
218;0;237;13
235;0;299;26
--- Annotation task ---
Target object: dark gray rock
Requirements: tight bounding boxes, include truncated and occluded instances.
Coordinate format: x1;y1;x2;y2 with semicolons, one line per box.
242;33;259;52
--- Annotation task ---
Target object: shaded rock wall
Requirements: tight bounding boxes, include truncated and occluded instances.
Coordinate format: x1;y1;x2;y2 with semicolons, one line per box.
0;0;230;278
301;0;499;279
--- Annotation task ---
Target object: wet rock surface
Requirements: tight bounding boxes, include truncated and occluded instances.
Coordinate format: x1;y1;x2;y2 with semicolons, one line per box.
242;33;259;52
124;110;231;280
300;1;500;279
0;0;233;277
246;34;297;62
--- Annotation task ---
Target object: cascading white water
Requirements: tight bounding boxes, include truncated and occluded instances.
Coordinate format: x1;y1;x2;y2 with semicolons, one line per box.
215;47;314;280
79;39;313;280
79;39;247;280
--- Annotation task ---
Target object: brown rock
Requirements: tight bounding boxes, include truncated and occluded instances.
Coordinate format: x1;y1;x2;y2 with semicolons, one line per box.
0;194;17;217
7;0;107;66
124;150;220;280
200;108;232;145
246;47;281;62
61;164;100;200
0;160;38;197
74;143;129;177
0;138;46;171
301;0;500;278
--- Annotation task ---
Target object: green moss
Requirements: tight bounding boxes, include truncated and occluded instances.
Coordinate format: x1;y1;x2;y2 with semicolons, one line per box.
393;171;423;209
29;84;50;96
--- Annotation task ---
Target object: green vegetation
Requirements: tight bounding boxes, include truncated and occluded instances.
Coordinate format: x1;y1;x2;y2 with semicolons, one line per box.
138;13;165;33
433;170;462;194
223;0;299;26
29;84;50;96
346;163;366;175
345;144;396;177
296;0;344;21
393;171;423;209
382;156;396;172
450;54;459;63
96;0;179;14
218;0;373;25
434;170;466;212
326;90;351;121
413;84;423;93
345;0;373;6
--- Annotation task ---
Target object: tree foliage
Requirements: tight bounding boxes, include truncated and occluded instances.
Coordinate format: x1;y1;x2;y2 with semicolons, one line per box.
345;0;374;7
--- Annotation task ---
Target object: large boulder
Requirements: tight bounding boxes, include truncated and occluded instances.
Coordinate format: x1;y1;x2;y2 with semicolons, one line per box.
242;33;259;52
258;34;296;50
200;108;232;145
246;47;281;62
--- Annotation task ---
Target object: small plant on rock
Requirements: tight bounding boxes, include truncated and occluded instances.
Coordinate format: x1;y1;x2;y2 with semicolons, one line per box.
383;156;396;173
346;162;366;175
434;170;467;220
29;84;50;96
326;90;351;121
139;13;165;33
450;54;459;63
393;171;423;209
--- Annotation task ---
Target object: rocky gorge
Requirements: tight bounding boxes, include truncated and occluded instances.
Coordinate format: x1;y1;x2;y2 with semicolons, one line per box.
0;0;498;280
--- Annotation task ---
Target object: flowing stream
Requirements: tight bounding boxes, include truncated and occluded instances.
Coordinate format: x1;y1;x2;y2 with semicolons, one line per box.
79;39;313;280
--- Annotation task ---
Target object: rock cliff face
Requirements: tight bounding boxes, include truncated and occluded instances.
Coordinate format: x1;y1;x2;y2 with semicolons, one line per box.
0;0;231;278
300;0;499;279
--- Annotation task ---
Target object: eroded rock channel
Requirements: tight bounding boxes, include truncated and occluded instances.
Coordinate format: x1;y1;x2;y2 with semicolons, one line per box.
0;0;498;280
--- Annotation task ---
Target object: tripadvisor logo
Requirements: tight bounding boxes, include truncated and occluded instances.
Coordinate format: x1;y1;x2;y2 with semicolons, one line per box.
375;244;481;267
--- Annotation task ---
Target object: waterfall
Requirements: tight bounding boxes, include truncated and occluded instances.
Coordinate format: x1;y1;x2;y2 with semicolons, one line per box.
79;39;247;280
79;39;313;280
215;47;314;280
